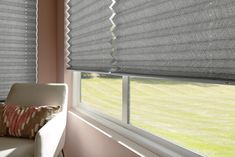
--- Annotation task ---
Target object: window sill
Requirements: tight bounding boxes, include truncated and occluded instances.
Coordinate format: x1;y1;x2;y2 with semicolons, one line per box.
70;106;203;157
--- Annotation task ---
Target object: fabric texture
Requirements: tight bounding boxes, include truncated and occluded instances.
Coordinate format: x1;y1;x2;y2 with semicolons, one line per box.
0;105;5;136
68;0;114;72
68;0;235;82
0;0;37;100
5;83;68;157
0;137;34;157
113;0;235;81
0;104;60;139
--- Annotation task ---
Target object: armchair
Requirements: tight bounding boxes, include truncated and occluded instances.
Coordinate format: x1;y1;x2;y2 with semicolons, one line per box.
0;83;68;157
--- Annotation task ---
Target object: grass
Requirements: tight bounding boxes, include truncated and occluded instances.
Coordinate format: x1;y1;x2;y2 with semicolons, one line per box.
81;76;235;157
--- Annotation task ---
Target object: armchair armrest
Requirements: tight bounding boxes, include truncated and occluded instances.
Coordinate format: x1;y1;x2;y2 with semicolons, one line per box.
34;111;67;157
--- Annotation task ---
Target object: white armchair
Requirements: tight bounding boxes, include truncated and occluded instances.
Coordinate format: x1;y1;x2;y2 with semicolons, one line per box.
0;83;68;157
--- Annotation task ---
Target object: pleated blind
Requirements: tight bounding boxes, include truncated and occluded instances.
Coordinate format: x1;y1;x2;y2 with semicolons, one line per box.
68;0;235;81
68;0;114;72
0;0;37;100
114;0;235;81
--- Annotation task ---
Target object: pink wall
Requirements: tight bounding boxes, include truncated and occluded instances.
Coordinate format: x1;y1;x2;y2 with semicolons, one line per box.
38;0;138;157
64;112;139;157
38;0;57;83
57;0;65;83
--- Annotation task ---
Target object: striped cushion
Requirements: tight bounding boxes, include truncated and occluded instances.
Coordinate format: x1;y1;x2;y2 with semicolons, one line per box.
0;104;60;139
0;104;6;136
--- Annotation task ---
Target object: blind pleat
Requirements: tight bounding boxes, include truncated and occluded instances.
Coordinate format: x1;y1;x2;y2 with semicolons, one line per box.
68;0;113;72
0;0;37;100
68;0;235;81
113;0;235;81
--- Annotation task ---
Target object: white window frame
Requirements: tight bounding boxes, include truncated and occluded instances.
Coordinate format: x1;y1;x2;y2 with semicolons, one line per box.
72;71;204;157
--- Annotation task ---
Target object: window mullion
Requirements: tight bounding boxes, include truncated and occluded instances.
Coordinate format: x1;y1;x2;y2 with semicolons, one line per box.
122;76;130;124
73;71;81;107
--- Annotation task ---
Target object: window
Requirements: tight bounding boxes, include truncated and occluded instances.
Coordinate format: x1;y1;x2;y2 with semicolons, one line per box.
68;0;235;156
130;77;235;157
0;0;37;100
81;73;122;120
77;73;235;157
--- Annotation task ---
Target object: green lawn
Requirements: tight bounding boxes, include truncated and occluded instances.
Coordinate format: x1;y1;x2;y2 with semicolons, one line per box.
81;76;235;157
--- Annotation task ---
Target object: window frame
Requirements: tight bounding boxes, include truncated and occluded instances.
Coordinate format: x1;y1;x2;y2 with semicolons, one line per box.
72;71;205;157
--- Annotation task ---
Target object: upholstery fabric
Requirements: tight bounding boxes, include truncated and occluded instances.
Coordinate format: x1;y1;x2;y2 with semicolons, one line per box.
0;137;34;157
0;83;68;157
0;106;5;136
0;104;60;139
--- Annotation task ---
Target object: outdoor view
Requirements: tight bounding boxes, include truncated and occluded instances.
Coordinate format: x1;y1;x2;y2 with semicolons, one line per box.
81;73;235;157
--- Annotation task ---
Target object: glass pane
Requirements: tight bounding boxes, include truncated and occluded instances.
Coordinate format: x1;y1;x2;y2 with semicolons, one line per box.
130;77;235;157
81;72;122;120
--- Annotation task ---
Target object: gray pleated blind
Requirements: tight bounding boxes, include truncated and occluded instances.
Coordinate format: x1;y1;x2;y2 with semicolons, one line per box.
114;0;235;81
68;0;235;81
68;0;114;72
0;0;37;100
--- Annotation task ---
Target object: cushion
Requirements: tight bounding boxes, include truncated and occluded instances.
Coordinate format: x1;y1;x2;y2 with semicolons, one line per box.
0;104;60;139
0;105;5;136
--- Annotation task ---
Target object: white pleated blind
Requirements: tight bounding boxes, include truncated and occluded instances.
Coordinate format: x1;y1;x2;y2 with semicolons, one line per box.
68;0;114;72
0;0;37;100
114;0;235;81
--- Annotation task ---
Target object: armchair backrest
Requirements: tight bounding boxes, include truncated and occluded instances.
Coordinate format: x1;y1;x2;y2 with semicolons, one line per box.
5;83;68;111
